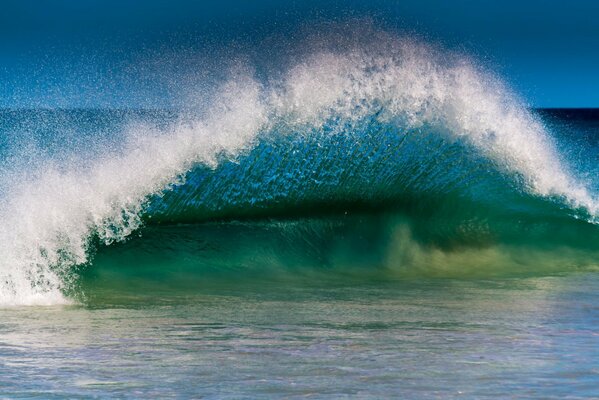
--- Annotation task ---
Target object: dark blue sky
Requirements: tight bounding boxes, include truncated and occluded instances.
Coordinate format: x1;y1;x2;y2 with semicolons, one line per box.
0;0;597;108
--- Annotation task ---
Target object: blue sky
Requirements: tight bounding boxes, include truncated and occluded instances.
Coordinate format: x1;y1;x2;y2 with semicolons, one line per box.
0;0;597;108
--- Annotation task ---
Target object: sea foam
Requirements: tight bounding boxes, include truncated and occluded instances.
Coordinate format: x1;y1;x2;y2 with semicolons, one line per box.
0;30;595;305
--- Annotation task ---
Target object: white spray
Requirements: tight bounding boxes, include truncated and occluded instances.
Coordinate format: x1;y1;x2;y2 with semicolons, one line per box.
0;33;595;305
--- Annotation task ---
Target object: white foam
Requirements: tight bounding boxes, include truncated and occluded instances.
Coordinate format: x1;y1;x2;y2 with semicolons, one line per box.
0;32;596;305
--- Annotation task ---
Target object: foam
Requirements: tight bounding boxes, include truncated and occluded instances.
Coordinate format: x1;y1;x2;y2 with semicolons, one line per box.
0;31;596;305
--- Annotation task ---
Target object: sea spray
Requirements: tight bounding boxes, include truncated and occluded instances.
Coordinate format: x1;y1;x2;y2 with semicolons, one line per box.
0;76;268;305
0;31;596;305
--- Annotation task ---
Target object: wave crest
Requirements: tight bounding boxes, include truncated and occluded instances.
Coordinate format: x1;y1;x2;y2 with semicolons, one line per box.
0;28;596;305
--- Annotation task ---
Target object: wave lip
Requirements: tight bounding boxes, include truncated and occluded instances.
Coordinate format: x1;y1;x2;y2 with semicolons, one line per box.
0;28;597;305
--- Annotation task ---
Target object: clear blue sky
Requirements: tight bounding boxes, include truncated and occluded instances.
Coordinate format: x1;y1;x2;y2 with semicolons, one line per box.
0;0;597;108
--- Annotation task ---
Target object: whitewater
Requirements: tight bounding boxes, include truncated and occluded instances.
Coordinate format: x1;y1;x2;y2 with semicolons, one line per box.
0;31;597;306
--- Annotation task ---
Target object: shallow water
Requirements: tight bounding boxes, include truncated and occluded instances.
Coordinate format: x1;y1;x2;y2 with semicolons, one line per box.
2;274;599;398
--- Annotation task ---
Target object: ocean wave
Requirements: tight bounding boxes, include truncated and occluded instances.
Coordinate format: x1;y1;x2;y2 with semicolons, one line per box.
0;28;597;305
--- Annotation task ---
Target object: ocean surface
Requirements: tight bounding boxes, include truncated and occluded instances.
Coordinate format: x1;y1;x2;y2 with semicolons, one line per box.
1;35;599;398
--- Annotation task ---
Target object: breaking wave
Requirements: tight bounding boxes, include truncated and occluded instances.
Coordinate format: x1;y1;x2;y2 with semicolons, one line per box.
0;29;597;305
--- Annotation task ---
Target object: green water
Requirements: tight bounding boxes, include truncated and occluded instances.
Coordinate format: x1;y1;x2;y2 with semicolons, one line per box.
2;273;599;398
3;217;595;398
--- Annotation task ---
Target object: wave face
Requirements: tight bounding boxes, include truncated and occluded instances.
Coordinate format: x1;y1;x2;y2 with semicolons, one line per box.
0;30;598;305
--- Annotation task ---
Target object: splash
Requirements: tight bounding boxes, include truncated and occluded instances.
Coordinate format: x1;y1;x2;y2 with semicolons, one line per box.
0;31;596;305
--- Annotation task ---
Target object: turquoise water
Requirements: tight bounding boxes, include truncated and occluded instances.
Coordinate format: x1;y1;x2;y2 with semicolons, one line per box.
2;274;599;398
1;34;599;397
